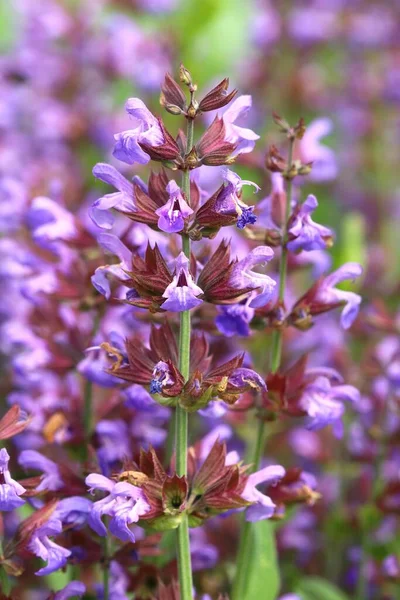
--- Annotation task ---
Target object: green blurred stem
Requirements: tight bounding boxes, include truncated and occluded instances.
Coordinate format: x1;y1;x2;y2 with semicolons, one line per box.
232;138;295;600
175;116;194;600
356;403;388;600
83;378;93;441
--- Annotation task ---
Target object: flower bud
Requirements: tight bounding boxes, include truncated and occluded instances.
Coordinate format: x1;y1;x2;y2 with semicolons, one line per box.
179;64;192;86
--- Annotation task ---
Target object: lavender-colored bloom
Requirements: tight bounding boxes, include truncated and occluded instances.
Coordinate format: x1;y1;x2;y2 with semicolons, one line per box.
150;361;175;394
299;376;360;432
229;367;266;391
161;253;203;312
221;169;259;229
155;180;193;233
54;497;92;529
0;177;27;232
124;384;157;410
54;581;86;600
289;429;322;461
86;474;150;543
18;450;63;492
28;518;71;576
316;263;363;329
132;411;168;447
287;195;333;252
257;172;286;231
91;163;136;229
222;96;260;155
231;246;276;308
136;0;179;13
252;1;281;48
91;233;131;299
288;7;338;44
113;98;164;165
215;297;255;337
279;595;302;600
190;528;219;571
382;554;400;579
27;196;77;247
95;561;129;600
242;464;285;521
0;448;26;511
78;345;123;388
96;419;131;475
199;424;232;463
300;118;338;182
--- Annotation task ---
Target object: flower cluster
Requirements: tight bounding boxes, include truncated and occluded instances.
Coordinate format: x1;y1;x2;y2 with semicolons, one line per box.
1;1;399;599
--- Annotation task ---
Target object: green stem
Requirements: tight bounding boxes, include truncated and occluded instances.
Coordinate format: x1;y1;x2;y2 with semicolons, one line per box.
356;403;388;599
232;138;295;600
175;116;194;600
83;378;93;441
231;420;266;600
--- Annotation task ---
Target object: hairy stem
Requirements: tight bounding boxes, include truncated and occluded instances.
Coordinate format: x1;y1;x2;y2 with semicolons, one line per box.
232;138;295;600
175;116;194;600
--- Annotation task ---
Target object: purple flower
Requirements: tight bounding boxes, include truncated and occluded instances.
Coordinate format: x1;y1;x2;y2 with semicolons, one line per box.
18;450;63;492
27;196;77;248
113;98;164;165
221;169;259;229
299;376;360;432
91;163;136;229
382;554;400;579
0;448;26;511
256;173;286;231
95;561;129;600
124;384;157;410
287;195;333;252
54;581;86;600
54;497;92;529
231;246;276;308
161;252;203;312
242;464;286;521
300;118;338;182
215;297;255;337
91;233;132;299
229;367;267;392
96;419;131;475
190;528;219;571
86;473;150;543
222;95;260;155
155;180;193;233
78;344;123;388
150;361;175;394
316;262;363;329
28;518;71;576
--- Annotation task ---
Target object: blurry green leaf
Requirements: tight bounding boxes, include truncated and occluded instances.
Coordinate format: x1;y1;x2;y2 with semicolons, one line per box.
0;0;18;51
175;0;251;85
0;566;11;595
336;212;367;285
242;521;280;600
295;576;350;600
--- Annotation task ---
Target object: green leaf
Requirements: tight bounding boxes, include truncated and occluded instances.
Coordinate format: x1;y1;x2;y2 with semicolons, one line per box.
242;520;280;600
0;566;11;596
335;212;367;285
295;576;350;600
